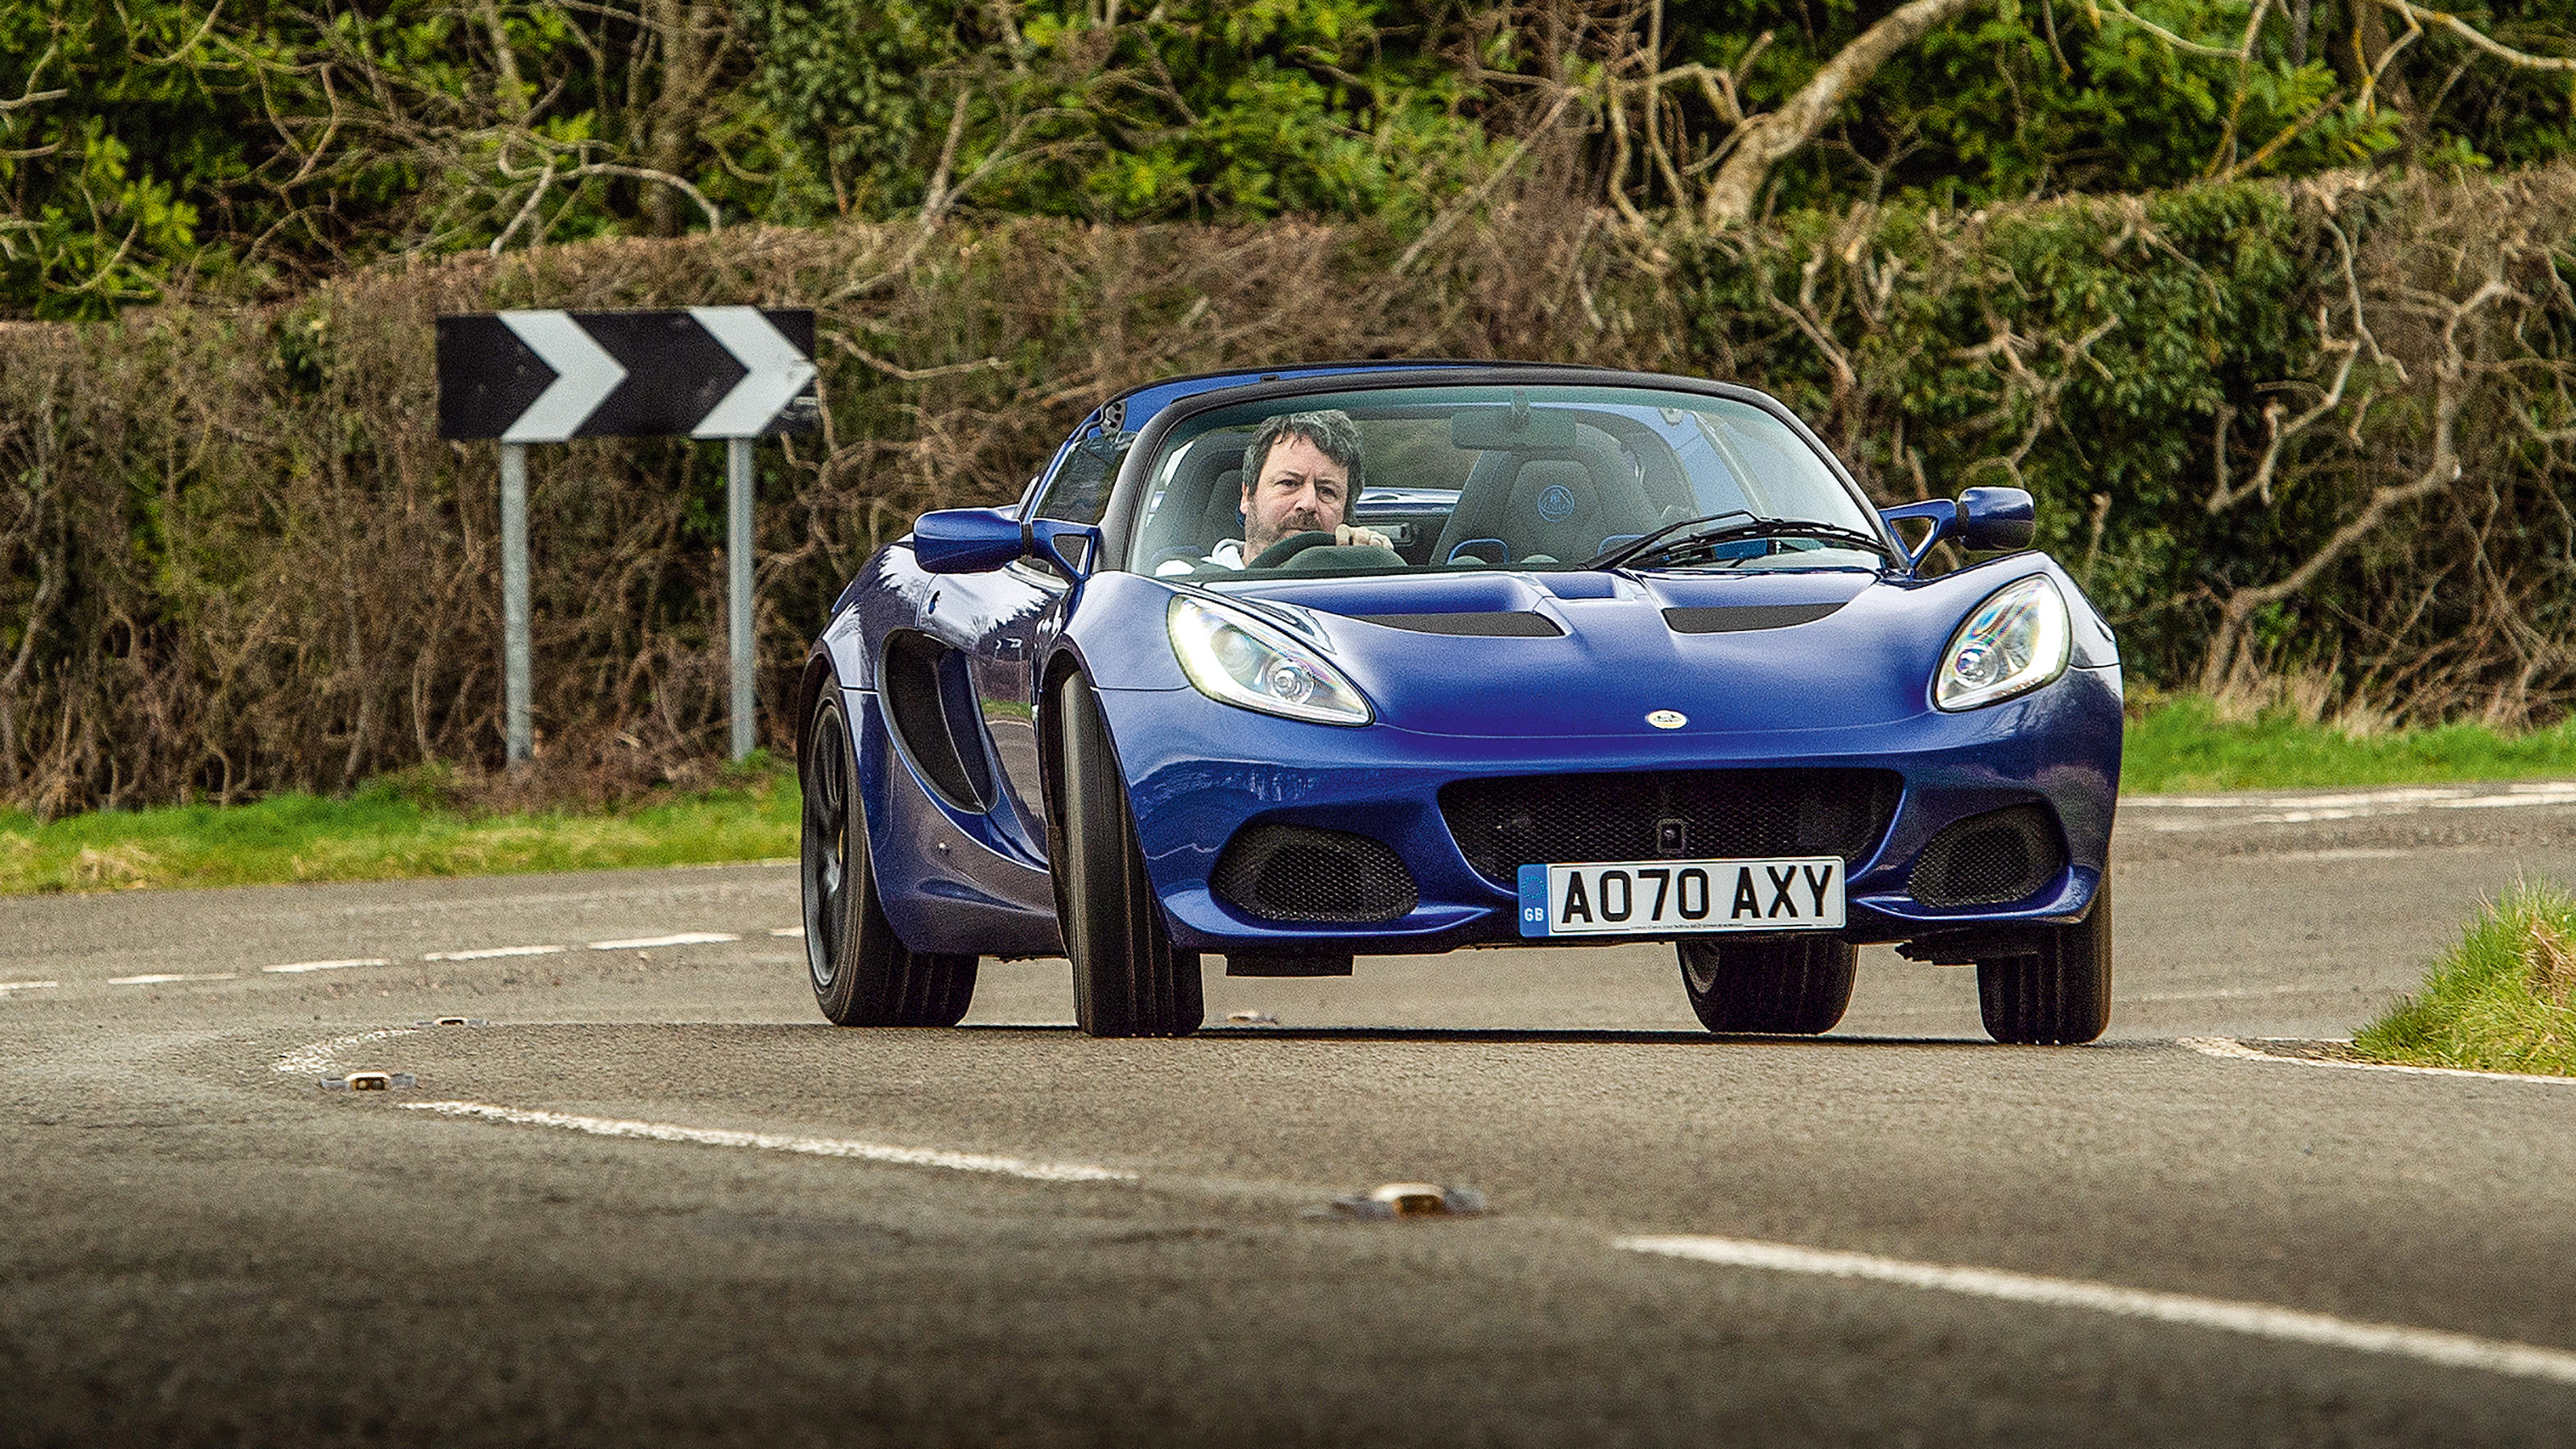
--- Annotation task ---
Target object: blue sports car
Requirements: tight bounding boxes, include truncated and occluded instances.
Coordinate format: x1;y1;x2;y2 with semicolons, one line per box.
796;363;2122;1042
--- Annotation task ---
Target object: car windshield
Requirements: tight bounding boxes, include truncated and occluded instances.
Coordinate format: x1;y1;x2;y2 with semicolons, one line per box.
1129;382;1887;578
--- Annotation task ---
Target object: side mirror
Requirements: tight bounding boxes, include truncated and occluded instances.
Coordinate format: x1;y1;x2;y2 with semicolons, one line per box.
911;508;1103;581
1955;486;2035;552
1877;486;2038;569
913;508;1027;575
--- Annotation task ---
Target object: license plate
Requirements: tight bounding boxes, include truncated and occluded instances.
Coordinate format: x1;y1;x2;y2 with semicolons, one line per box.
1516;857;1844;937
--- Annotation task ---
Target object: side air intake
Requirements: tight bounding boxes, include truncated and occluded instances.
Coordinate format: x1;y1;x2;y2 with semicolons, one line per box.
1211;825;1418;924
1908;803;2066;907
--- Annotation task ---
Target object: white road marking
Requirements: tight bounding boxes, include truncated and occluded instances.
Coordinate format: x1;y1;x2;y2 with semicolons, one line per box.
263;958;390;974
588;933;737;951
1617;1235;2576;1387
0;980;60;993
398;1100;1136;1184
109;973;239;985
769;927;805;938
273;1027;420;1076
2182;1036;2576;1086
423;944;565;961
2126;981;2377;1003
2128;780;2576;828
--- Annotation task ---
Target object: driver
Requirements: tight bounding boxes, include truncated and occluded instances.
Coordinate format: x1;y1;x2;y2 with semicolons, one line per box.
1159;409;1390;572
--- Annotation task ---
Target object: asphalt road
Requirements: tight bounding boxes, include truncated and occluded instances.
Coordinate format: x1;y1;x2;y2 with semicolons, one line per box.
9;782;2576;1446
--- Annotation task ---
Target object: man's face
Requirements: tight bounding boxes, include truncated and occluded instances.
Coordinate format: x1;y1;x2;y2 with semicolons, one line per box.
1241;433;1350;558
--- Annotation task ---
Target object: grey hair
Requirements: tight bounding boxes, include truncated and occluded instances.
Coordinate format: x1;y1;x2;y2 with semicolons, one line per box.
1241;409;1364;493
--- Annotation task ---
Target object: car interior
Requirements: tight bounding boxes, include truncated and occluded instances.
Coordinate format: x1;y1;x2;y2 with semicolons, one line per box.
1134;406;1728;573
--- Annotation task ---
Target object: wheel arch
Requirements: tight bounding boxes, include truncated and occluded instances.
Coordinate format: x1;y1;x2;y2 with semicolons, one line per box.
795;648;840;765
1035;646;1091;836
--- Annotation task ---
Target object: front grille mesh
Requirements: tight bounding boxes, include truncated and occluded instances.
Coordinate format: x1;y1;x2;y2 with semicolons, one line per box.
1212;824;1418;923
1907;803;2066;907
1439;769;1901;888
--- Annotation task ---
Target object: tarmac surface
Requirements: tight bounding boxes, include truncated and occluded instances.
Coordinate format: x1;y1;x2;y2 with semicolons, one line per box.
8;782;2576;1445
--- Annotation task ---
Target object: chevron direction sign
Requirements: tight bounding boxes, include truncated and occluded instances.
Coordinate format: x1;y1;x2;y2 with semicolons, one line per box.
436;307;819;442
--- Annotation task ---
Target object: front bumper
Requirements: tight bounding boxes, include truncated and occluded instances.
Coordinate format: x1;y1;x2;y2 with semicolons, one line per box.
1098;663;2122;955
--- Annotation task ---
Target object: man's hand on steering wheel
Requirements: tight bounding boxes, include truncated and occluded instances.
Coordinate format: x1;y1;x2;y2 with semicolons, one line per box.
1246;522;1395;569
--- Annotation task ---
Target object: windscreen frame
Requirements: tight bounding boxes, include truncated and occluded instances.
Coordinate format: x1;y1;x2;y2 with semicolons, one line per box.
1094;366;1893;576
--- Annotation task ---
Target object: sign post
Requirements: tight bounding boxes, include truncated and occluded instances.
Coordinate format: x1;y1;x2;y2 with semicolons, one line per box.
499;442;533;765
437;308;819;766
729;436;756;762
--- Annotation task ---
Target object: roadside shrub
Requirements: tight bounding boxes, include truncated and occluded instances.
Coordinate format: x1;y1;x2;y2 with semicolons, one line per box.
2356;884;2576;1077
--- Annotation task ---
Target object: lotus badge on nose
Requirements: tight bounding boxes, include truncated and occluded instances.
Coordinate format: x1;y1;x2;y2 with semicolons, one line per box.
1646;709;1687;729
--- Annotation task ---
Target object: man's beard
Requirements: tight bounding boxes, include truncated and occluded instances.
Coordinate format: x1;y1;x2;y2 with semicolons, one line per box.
1257;510;1323;553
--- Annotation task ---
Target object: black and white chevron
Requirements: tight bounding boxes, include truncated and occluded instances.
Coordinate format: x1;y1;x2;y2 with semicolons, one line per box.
436;308;819;442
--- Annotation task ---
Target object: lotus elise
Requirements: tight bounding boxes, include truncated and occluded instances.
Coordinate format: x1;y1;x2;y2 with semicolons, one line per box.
797;364;2121;1042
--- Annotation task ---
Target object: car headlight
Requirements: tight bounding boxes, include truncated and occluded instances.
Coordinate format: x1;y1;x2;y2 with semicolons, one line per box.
1935;574;2070;711
1167;595;1373;726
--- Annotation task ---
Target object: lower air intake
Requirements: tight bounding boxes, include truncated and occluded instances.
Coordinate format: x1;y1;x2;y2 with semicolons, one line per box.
1908;803;2067;907
1212;825;1418;924
1439;769;1901;889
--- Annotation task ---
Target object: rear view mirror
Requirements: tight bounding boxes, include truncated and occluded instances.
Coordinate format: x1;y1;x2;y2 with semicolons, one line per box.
1451;407;1577;451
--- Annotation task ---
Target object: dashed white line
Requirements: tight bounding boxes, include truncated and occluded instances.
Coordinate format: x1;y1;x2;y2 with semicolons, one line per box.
588;933;738;951
423;944;565;961
0;980;60;993
1617;1235;2576;1387
109;973;239;985
2182;1036;2576;1086
398;1100;1136;1184
263;958;390;975
769;927;806;938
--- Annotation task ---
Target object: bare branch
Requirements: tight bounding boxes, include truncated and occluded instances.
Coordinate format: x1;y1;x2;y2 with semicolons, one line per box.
1703;0;1986;228
1396;85;1581;275
2201;275;2520;690
824;332;1005;383
2085;0;2253;59
2376;0;2576;71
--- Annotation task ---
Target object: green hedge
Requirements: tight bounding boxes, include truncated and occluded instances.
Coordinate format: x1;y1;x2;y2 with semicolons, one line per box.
2;167;2572;812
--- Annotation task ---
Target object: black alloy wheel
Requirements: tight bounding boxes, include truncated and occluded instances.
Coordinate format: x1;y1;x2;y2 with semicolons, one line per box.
1678;935;1857;1034
800;689;978;1026
1049;673;1203;1038
1976;881;2112;1045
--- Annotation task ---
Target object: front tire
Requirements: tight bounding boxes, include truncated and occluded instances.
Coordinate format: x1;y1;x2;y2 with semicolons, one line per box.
1678;936;1855;1034
1977;881;2112;1044
801;689;977;1026
1051;674;1203;1038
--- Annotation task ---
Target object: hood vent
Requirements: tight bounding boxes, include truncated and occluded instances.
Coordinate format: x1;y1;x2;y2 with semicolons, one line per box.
1354;611;1564;638
1662;602;1844;634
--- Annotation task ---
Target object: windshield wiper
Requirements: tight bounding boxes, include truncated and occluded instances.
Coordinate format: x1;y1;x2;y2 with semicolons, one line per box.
1595;516;1896;571
1586;511;1754;571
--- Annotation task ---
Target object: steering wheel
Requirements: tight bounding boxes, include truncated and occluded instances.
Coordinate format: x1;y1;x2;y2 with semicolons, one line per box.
1247;530;1340;569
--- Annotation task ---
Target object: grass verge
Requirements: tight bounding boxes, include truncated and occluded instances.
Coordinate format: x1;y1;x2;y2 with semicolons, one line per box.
2122;695;2576;794
2353;883;2576;1077
0;758;799;895
12;694;2576;896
